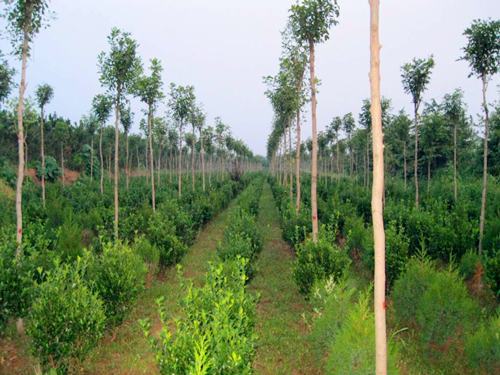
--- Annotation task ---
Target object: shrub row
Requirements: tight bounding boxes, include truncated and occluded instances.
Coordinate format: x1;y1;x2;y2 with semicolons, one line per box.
144;176;264;374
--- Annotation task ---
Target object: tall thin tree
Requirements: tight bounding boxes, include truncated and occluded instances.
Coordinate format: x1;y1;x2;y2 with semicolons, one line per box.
35;83;53;208
290;0;339;242
401;56;434;208
461;19;500;254
92;94;113;195
98;27;142;239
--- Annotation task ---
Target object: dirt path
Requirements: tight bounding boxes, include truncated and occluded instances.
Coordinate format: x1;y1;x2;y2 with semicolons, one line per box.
250;183;321;375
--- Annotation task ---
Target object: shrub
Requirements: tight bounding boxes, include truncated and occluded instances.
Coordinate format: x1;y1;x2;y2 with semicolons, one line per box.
459;250;482;280
147;213;187;267
55;220;83;262
28;263;105;373
142;258;256;374
465;314;500;374
392;257;479;360
363;221;409;288
36;156;61;182
345;214;373;256
85;242;146;325
133;235;160;275
325;291;400;375
485;251;500;299
293;232;351;296
217;232;256;278
225;209;262;255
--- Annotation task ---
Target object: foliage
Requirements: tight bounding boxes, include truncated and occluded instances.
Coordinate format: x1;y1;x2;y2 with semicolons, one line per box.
27;262;105;374
401;56;435;107
392;257;479;362
464;314;500;374
142;258;256;375
293;230;350;296
36;155;61;182
147;213;187;267
84;242;146;325
289;0;339;44
133;235;160;275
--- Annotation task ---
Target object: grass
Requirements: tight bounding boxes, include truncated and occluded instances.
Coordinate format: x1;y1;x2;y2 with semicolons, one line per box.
250;183;321;375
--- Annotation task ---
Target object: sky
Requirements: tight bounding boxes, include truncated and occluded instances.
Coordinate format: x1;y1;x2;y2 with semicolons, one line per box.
1;0;499;156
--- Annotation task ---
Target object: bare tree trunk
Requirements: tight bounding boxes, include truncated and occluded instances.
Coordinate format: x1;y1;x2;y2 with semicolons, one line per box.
370;1;387;373
200;129;206;191
178;125;183;197
15;27;30;255
61;144;65;187
90;137;94;181
309;39;319;243
453;123;457;201
295;109;301;213
403;142;407;189
113;98;120;240
40;107;46;208
125;132;129;190
478;75;489;255
414;105;420;208
191;125;195;191
288;124;293;201
100;124;104;194
148;107;156;211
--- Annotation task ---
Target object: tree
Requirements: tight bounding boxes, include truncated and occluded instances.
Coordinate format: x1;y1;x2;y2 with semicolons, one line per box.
135;58;163;210
342;112;355;175
35;83;53;208
0;52;15;106
168;83;195;197
460;18;500;254
386;110;411;187
290;0;339;242
442;89;465;200
192;106;206;191
401;56;435;208
3;0;51;255
327;116;342;175
120;102;133;190
369;1;387;373
98;27;142;239
92;94;113;194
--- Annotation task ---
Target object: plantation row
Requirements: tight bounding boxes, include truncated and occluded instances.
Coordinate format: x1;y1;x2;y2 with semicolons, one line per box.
0;174;257;373
141;176;264;374
269;175;498;374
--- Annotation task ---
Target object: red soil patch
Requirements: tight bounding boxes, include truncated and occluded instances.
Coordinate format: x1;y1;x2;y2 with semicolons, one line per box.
24;168;80;185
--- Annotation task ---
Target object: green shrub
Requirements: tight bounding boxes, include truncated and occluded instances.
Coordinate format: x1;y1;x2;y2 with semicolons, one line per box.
393;257;479;360
485;251;500;299
325;291;400;375
459;250;482;280
465;314;500;374
28;263;105;373
147;213;187;267
225;209;262;255
85;242;146;325
345;214;373;256
293;232;351;296
363;221;409;289
133;235;160;275
55;220;83;262
217;232;256;278
36;156;61;182
142;258;256;374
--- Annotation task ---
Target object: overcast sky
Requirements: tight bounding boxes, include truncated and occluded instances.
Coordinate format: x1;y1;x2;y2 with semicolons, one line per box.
1;0;499;155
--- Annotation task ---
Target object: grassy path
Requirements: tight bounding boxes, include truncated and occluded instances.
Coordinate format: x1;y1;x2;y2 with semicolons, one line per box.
250;184;321;375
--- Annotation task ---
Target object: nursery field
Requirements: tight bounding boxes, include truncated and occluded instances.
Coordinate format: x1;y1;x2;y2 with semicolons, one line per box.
1;0;499;374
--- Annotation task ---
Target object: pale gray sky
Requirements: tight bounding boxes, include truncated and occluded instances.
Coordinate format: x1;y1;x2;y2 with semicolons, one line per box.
1;0;499;155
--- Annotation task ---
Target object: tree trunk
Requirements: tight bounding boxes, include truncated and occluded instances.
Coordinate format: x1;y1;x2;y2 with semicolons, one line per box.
40;106;46;208
403;142;407;189
125;131;129;190
453;123;457;201
295;109;301;213
369;1;387;373
191;125;195;191
414;104;420;208
309;39;319;243
288;124;293;200
148;107;156;211
113;98;120;240
15;27;30;255
99;124;104;194
478;75;489;255
61;144;65;186
90;137;94;181
178;125;183;197
200;129;206;191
